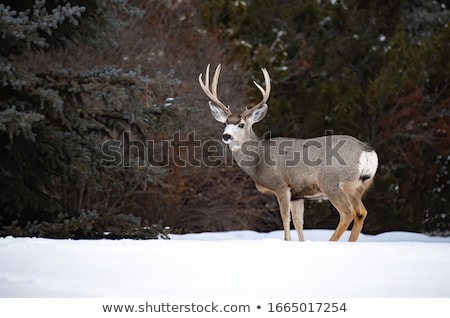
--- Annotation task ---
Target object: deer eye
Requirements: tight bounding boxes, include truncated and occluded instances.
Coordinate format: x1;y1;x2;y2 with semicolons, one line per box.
238;123;245;129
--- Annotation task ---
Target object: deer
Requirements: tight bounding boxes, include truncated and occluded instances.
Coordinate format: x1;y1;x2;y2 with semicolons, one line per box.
198;64;378;242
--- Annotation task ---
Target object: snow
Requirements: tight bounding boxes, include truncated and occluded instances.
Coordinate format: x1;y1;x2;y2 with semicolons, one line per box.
1;230;450;298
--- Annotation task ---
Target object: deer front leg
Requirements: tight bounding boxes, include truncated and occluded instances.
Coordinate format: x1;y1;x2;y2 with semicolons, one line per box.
275;190;292;241
291;199;305;241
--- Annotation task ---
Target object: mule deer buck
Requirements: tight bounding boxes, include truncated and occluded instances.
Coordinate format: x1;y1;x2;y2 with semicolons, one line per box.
198;64;378;241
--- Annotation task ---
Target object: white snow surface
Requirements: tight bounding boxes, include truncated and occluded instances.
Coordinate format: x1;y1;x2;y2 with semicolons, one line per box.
1;230;450;298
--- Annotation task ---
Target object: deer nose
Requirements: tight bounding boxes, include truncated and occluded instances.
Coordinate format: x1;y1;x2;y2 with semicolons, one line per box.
223;134;232;142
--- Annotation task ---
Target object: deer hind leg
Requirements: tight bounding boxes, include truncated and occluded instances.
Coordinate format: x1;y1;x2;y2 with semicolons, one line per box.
275;190;292;241
291;199;305;241
324;186;355;242
329;207;354;241
348;201;367;242
342;181;371;242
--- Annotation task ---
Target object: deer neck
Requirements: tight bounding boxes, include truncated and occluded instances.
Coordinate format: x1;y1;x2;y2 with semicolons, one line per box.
228;129;259;152
229;130;263;178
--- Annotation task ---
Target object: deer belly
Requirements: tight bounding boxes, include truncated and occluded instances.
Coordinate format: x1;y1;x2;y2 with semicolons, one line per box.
290;187;327;201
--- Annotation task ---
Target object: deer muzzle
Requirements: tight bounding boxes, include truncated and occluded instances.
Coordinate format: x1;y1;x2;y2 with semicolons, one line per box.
222;133;232;143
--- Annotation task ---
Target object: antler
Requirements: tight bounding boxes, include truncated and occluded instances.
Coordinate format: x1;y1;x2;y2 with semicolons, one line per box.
198;64;232;117
241;68;271;118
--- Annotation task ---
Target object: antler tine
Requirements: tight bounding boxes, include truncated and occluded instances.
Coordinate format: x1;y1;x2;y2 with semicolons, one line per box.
198;64;231;116
211;64;221;97
253;68;271;104
242;68;271;117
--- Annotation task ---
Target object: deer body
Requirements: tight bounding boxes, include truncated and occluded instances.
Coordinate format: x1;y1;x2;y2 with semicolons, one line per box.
199;65;378;242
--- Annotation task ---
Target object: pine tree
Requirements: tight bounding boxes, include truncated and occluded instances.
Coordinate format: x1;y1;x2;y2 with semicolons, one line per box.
0;0;181;238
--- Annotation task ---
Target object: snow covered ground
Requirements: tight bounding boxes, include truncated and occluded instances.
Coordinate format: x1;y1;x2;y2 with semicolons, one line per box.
1;229;450;298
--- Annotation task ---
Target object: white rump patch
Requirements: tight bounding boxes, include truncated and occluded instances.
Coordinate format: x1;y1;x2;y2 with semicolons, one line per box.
358;151;378;180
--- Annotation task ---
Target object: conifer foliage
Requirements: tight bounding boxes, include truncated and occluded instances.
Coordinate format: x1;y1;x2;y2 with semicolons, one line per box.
0;0;178;238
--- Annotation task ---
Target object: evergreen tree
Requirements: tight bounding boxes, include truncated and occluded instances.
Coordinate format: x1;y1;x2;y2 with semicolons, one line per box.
0;0;181;238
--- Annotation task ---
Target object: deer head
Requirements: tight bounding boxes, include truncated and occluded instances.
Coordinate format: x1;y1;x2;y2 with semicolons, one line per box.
198;64;271;150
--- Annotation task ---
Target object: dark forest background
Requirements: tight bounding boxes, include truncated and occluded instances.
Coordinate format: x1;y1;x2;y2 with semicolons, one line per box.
1;0;449;238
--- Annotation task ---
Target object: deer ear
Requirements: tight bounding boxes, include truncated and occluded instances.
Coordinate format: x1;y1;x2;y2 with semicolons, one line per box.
247;103;268;125
209;101;229;123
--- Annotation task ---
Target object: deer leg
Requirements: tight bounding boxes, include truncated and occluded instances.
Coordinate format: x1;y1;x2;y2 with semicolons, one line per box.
348;201;368;242
325;190;355;242
291;199;305;241
341;182;369;242
329;211;353;241
275;190;292;241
